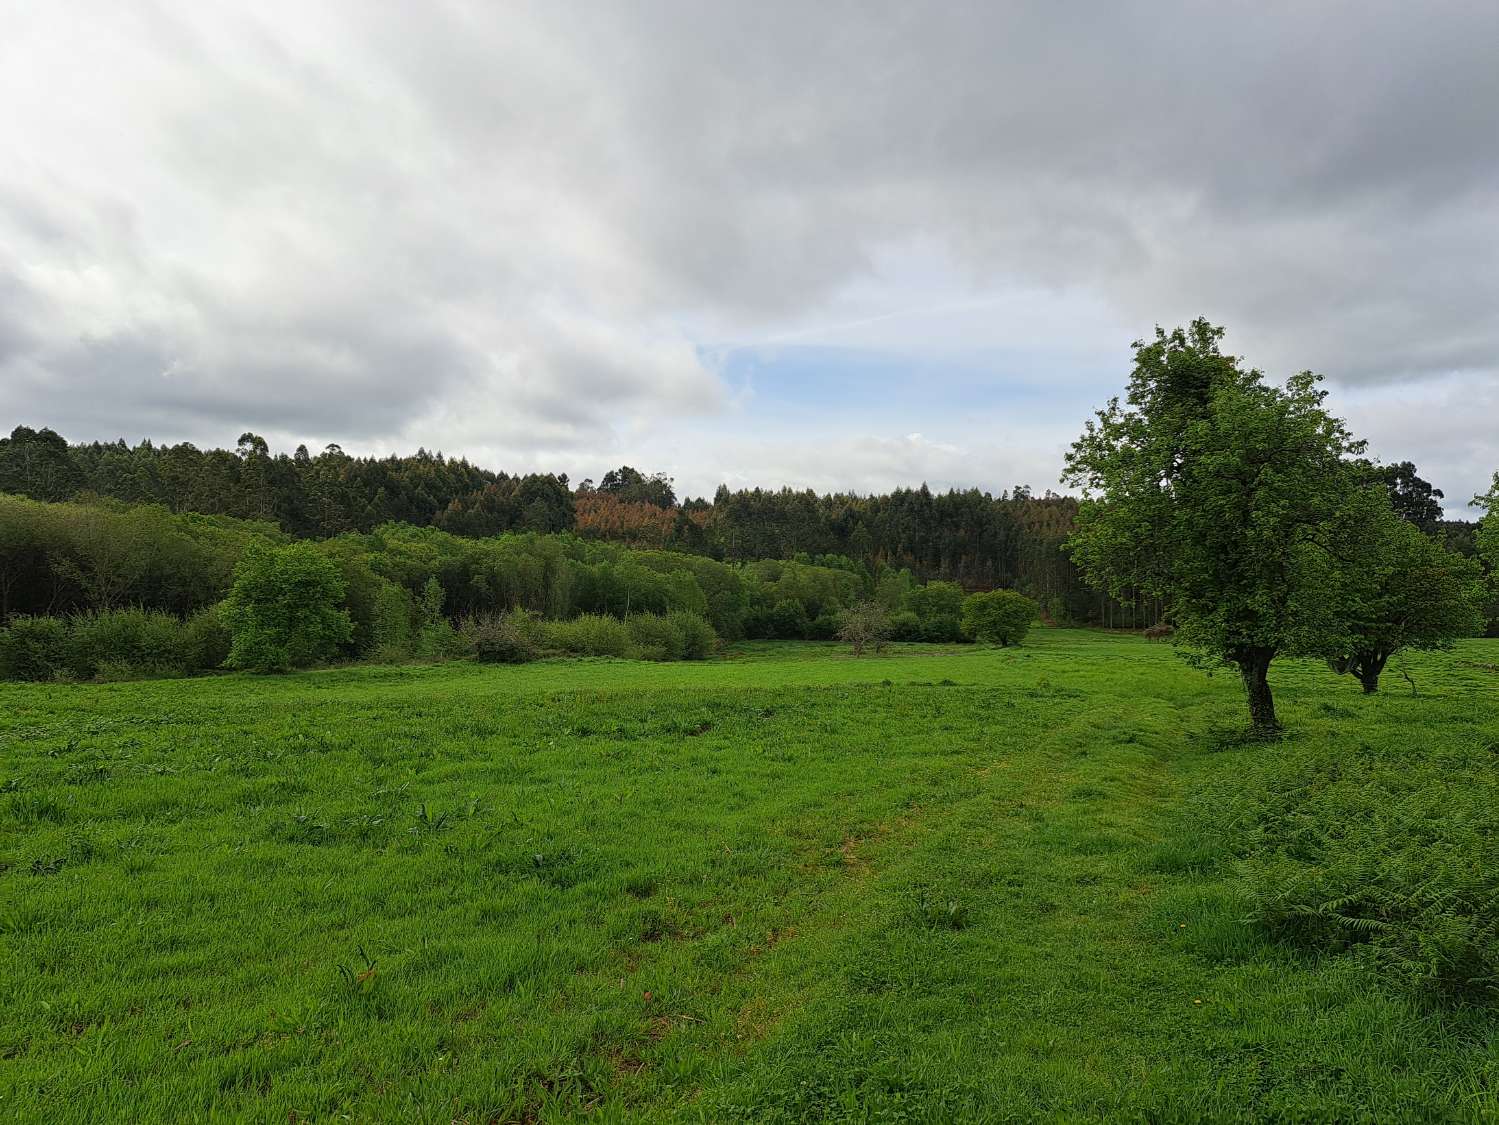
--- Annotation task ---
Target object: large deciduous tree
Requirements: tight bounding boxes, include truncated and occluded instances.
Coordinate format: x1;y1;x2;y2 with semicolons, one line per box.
1063;319;1367;735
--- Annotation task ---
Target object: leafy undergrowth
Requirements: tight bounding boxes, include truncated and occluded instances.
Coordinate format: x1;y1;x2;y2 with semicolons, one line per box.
1211;723;1499;1005
1;631;1496;1122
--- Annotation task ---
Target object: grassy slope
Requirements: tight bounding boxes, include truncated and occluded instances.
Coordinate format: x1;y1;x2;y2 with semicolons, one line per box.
1;631;1496;1123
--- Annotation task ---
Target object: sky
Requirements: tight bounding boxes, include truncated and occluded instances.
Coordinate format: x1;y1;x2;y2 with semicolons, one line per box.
2;2;1496;514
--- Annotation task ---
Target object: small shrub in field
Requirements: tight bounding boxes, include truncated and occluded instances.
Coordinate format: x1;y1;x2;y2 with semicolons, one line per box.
416;619;465;660
837;602;891;656
962;590;1038;646
627;613;686;660
221;543;353;672
541;614;633;657
412;577;464;660
0;616;69;681
460;612;538;664
667;610;717;659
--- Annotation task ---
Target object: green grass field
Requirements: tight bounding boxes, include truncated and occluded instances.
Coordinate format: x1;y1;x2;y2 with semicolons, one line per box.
3;630;1497;1122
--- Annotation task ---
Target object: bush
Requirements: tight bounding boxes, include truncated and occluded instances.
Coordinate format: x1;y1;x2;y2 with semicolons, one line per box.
1220;739;1499;1005
961;590;1038;646
888;610;922;641
541;613;633;657
666;610;717;659
66;608;187;679
460;612;538;663
918;612;964;643
221;543;354;672
0;608;231;682
806;612;840;641
182;606;231;671
627;613;686;660
904;580;965;624
368;579;416;659
0;616;69;681
769;598;811;640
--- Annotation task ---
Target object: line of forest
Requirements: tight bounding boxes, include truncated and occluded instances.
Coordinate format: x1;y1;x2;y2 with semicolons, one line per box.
2;425;1489;633
0;486;1039;681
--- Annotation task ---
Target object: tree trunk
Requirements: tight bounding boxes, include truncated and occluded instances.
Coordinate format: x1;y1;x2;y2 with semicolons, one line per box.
1357;651;1388;694
1236;647;1280;735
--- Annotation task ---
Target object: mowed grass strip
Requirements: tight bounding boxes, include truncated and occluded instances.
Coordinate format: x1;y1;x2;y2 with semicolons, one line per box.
1;631;1496;1122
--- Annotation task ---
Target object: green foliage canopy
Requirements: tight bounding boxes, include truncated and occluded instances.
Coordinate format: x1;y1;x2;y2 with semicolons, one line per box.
221;543;353;671
1328;511;1487;691
961;590;1038;646
1063;320;1369;732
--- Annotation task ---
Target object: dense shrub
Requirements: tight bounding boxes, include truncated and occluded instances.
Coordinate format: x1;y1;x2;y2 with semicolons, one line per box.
1221;739;1499;1005
0;616;69;681
961;590;1038;645
412;577;465;659
806;612;839;641
325;549;391;658
67;608;188;679
540;613;633;657
627;612;687;660
182;606;232;671
918;613;964;643
764;598;811;639
905;580;964;624
634;552;747;637
0;607;231;682
459;612;538;663
888;610;922;641
667;610;717;659
367;579;416;659
221;543;353;671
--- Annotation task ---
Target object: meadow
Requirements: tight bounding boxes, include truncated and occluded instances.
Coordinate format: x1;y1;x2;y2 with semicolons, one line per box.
3;630;1497;1122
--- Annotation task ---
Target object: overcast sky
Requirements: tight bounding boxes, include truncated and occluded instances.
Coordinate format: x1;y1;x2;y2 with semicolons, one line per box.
3;2;1496;513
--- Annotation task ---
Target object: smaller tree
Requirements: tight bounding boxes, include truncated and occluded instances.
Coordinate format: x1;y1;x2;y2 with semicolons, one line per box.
961;590;1038;646
1327;513;1487;692
1474;473;1499;634
837;601;891;656
221;543;353;672
1475;473;1499;572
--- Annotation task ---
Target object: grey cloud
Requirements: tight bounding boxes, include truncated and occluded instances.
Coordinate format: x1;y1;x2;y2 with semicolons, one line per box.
0;0;1494;490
